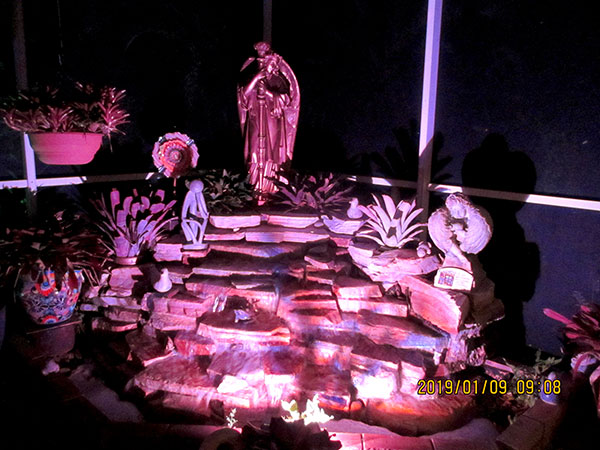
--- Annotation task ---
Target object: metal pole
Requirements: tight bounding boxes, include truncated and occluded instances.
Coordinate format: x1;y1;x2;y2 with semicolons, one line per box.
263;0;272;44
416;0;443;222
11;0;37;215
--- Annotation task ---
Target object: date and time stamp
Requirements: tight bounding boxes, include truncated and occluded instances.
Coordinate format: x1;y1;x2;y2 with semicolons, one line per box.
416;378;562;396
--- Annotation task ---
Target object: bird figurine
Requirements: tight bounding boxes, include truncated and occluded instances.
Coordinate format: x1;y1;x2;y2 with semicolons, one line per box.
321;214;365;235
347;197;363;219
153;268;172;293
321;198;365;235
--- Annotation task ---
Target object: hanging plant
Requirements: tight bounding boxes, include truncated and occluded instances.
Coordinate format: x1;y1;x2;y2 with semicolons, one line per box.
0;82;129;164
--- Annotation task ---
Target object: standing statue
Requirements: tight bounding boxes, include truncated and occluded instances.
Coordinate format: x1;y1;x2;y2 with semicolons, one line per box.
237;42;300;203
181;180;209;249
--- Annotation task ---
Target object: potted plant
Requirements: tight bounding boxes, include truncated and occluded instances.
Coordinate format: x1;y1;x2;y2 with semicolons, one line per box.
348;194;440;283
0;82;129;165
91;188;177;265
0;210;107;325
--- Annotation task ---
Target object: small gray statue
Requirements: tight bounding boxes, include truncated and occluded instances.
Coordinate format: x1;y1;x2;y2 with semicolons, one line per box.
181;180;209;249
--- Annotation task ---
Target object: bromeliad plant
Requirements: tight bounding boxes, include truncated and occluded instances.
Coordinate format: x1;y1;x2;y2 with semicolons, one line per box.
0;82;129;136
91;189;177;263
357;194;425;248
201;169;254;213
544;302;600;413
544;303;600;360
0;209;108;322
1;210;107;278
270;171;354;215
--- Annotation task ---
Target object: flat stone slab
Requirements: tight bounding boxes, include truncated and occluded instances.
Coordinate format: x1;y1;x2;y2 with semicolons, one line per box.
144;290;212;318
204;226;246;242
133;356;213;396
181;248;211;265
154;234;186;262
328;232;353;248
280;281;333;300
351;339;434;398
304;269;337;286
351;338;403;372
191;254;289;277
277;295;339;316
197;310;290;346
185;276;278;310
126;330;174;367
333;276;383;299
91;317;138;333
104;287;134;297
263;346;305;375
468;277;505;326
108;265;143;290
304;254;336;270
285;308;343;333
244;224;330;244
262;213;320;229
292;364;352;411
209;214;262;229
93;295;144;310
357;310;448;353
348;242;441;282
107;264;158;298
156;263;194;284
149;312;198;331
209;241;304;258
159;386;272;411
207;348;265;382
307;331;356;368
105;306;142;323
398;275;470;334
366;392;475;436
337;295;408;317
173;331;216;357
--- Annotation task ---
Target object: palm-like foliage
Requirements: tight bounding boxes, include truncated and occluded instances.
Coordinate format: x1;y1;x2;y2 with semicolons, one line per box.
271;172;354;215
91;189;176;259
357;195;425;248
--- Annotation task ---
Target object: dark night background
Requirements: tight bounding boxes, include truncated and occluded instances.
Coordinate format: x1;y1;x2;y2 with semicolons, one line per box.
1;0;599;356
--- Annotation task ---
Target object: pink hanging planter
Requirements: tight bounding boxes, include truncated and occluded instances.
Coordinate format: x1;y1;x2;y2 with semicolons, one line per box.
28;132;104;165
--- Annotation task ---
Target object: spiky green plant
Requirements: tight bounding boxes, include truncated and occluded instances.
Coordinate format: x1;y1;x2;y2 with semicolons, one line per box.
91;189;176;259
357;195;425;248
201;169;254;213
271;172;354;215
